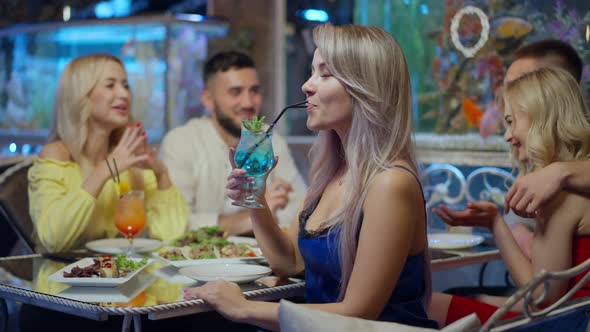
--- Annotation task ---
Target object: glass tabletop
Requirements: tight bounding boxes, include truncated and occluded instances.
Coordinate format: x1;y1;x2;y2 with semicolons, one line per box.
0;254;302;311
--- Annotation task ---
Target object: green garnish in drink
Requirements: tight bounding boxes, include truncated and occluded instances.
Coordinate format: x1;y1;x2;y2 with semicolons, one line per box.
242;115;266;132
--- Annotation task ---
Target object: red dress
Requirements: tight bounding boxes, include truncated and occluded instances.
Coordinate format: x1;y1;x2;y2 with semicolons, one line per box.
445;236;590;325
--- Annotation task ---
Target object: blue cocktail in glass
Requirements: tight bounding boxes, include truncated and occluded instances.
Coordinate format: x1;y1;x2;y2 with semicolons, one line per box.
232;125;275;208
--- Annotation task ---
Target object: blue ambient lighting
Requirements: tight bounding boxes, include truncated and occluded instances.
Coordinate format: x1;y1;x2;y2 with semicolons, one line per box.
420;4;429;15
176;13;205;22
302;9;329;22
22;144;31;155
95;2;114;18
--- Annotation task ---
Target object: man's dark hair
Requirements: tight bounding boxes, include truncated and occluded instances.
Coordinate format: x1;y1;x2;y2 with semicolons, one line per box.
514;39;583;83
203;51;256;83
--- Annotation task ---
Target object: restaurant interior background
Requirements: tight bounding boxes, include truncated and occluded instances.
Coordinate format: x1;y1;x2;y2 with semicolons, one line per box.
0;0;589;285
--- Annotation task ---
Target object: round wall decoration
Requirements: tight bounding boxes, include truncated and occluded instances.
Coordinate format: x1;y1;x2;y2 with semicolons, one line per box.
450;5;490;58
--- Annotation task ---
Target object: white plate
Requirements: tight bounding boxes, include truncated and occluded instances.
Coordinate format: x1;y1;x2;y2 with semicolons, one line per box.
48;257;153;287
179;263;272;284
428;233;484;250
152;251;265;267
86;238;162;254
56;273;156;303
227;236;258;247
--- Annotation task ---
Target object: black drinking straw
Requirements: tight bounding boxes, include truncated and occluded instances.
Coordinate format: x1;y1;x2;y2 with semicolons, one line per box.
265;100;308;134
237;100;308;168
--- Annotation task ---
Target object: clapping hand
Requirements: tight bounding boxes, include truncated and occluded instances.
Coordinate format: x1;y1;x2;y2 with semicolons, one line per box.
108;123;150;172
128;123;169;178
433;201;502;230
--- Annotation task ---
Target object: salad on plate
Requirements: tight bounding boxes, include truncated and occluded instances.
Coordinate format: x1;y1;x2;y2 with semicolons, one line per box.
155;227;261;265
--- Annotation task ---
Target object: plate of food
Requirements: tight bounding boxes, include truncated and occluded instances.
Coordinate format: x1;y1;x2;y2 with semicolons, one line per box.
55;273;156;303
85;238;162;254
48;255;153;287
428;233;485;250
153;227;264;267
179;263;272;284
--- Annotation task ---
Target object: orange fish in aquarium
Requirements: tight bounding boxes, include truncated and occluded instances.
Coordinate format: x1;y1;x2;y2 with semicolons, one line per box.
491;17;533;40
462;97;484;127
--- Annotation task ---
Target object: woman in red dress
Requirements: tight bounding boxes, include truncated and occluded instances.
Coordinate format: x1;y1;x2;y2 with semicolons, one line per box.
431;66;590;326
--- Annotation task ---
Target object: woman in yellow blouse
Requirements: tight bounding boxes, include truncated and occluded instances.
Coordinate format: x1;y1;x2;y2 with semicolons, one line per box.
28;54;188;253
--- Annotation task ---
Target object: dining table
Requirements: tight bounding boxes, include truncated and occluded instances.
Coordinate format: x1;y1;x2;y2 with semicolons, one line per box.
430;244;501;272
0;252;304;332
0;236;500;332
428;232;504;294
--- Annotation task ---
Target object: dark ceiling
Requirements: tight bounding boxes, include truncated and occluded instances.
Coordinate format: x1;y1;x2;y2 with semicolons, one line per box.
0;0;354;29
0;0;207;28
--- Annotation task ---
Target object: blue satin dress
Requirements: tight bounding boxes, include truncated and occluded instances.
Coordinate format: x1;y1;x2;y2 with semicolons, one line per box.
297;166;438;329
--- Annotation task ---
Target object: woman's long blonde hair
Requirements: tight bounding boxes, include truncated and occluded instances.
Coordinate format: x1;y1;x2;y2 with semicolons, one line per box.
304;24;429;301
504;66;590;174
48;54;129;163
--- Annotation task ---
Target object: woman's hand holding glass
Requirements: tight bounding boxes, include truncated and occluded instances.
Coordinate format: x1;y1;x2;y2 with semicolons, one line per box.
432;201;503;230
227;125;278;209
227;147;280;208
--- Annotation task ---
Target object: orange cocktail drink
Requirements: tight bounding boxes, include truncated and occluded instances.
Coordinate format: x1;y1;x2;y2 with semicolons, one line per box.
115;190;146;251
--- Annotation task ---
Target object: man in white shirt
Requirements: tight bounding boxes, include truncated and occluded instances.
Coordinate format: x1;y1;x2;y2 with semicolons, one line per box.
160;51;306;235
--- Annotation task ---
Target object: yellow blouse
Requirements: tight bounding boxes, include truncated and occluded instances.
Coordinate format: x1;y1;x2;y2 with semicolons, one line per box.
28;158;188;252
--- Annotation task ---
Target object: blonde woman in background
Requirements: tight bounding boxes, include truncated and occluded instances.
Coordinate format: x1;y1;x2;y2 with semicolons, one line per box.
184;23;437;330
431;66;590;326
28;54;187;253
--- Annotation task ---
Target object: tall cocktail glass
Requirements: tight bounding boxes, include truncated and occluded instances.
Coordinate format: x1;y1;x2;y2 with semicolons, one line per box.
232;126;275;209
114;190;146;254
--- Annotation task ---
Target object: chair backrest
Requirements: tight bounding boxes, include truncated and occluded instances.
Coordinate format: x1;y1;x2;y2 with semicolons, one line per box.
0;158;35;254
488;296;590;331
420;163;467;210
484;258;590;331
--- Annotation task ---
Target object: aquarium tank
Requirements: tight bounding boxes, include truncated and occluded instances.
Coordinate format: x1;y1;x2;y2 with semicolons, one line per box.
350;0;589;235
354;0;589;141
0;14;228;157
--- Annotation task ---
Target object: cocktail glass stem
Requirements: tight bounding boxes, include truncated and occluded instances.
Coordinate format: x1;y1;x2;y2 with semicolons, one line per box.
233;176;265;209
126;236;135;256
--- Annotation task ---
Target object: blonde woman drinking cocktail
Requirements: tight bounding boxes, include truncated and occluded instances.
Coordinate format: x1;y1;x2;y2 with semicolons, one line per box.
184;24;437;330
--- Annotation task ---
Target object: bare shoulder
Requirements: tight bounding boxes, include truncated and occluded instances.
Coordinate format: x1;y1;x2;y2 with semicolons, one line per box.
367;163;422;201
363;163;425;238
552;191;590;233
540;191;587;234
38;141;72;161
